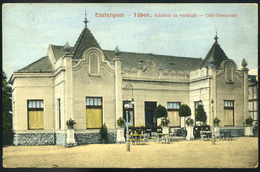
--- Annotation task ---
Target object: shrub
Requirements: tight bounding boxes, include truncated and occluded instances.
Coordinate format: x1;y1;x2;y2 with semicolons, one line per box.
66;118;76;129
100;123;108;143
153;105;167;118
195;104;207;123
185;117;194;126
213;117;220;126
179;104;191;117
161;118;169;127
116;117;125;127
245;117;253;126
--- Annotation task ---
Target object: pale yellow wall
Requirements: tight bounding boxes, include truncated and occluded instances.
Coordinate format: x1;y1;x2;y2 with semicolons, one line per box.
122;80;189;126
216;72;244;126
12;81;17;131
72;60;115;130
12;75;54;131
12;48;249;133
54;71;66;130
189;78;210;124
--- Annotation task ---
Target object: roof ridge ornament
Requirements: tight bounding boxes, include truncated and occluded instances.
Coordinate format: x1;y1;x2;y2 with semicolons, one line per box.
114;46;121;56
214;32;218;42
83;7;89;27
64;42;71;52
241;58;248;68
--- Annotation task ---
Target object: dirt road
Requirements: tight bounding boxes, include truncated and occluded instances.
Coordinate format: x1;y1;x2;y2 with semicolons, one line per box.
3;137;258;168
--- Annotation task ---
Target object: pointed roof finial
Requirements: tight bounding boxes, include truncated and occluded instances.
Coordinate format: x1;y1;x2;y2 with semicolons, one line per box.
114;46;121;56
241;58;248;68
64;42;71;52
83;7;89;27
214;32;218;42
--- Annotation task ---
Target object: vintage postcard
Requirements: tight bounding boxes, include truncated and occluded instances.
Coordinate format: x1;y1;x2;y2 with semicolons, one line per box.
2;3;258;168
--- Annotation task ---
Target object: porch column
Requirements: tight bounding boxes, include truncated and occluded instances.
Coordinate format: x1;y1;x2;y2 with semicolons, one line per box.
241;59;249;120
64;54;74;121
114;56;123;127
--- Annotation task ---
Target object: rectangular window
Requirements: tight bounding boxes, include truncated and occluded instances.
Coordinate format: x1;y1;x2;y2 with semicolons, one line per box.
86;97;102;129
224;100;234;126
28;100;44;130
167;102;181;127
167;102;180;110
224;100;234;108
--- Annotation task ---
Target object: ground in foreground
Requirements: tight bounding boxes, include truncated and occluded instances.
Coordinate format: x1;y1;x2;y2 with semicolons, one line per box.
3;137;258;168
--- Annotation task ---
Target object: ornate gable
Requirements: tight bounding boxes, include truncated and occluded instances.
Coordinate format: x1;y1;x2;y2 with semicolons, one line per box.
142;59;160;76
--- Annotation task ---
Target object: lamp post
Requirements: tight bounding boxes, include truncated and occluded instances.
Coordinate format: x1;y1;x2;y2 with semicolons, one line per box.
211;99;216;145
124;103;130;151
125;84;135;152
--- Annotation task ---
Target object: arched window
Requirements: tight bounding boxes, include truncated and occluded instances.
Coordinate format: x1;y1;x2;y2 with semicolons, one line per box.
225;63;234;83
89;53;99;74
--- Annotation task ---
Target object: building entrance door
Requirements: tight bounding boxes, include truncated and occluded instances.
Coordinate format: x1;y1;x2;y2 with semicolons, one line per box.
145;102;157;127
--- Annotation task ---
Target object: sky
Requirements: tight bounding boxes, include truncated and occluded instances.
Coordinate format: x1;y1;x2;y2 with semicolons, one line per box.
2;3;258;79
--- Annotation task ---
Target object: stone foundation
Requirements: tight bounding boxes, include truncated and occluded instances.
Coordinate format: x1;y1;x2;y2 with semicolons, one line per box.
13;133;54;146
13;131;118;146
107;132;116;143
75;132;116;145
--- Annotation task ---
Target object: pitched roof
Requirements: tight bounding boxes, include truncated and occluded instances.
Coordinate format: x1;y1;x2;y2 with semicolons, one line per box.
103;50;203;71
200;40;229;68
69;26;101;59
47;44;203;71
17;56;54;73
51;44;73;60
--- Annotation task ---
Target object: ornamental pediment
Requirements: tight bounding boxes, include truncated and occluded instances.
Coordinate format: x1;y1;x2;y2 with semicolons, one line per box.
142;59;160;76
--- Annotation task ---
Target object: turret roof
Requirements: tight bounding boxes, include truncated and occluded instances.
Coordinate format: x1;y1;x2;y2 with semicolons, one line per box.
201;37;229;68
68;26;101;59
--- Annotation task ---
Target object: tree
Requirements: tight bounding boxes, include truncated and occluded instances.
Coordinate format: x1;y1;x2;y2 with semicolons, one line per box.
179;104;191;128
2;71;13;145
195;104;207;124
153;105;167;119
179;104;191;117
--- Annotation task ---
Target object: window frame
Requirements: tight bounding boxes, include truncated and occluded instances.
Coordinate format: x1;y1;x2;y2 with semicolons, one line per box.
167;102;181;128
167;102;181;111
224;100;235;126
225;62;234;83
88;53;100;75
27;99;44;130
86;97;103;129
